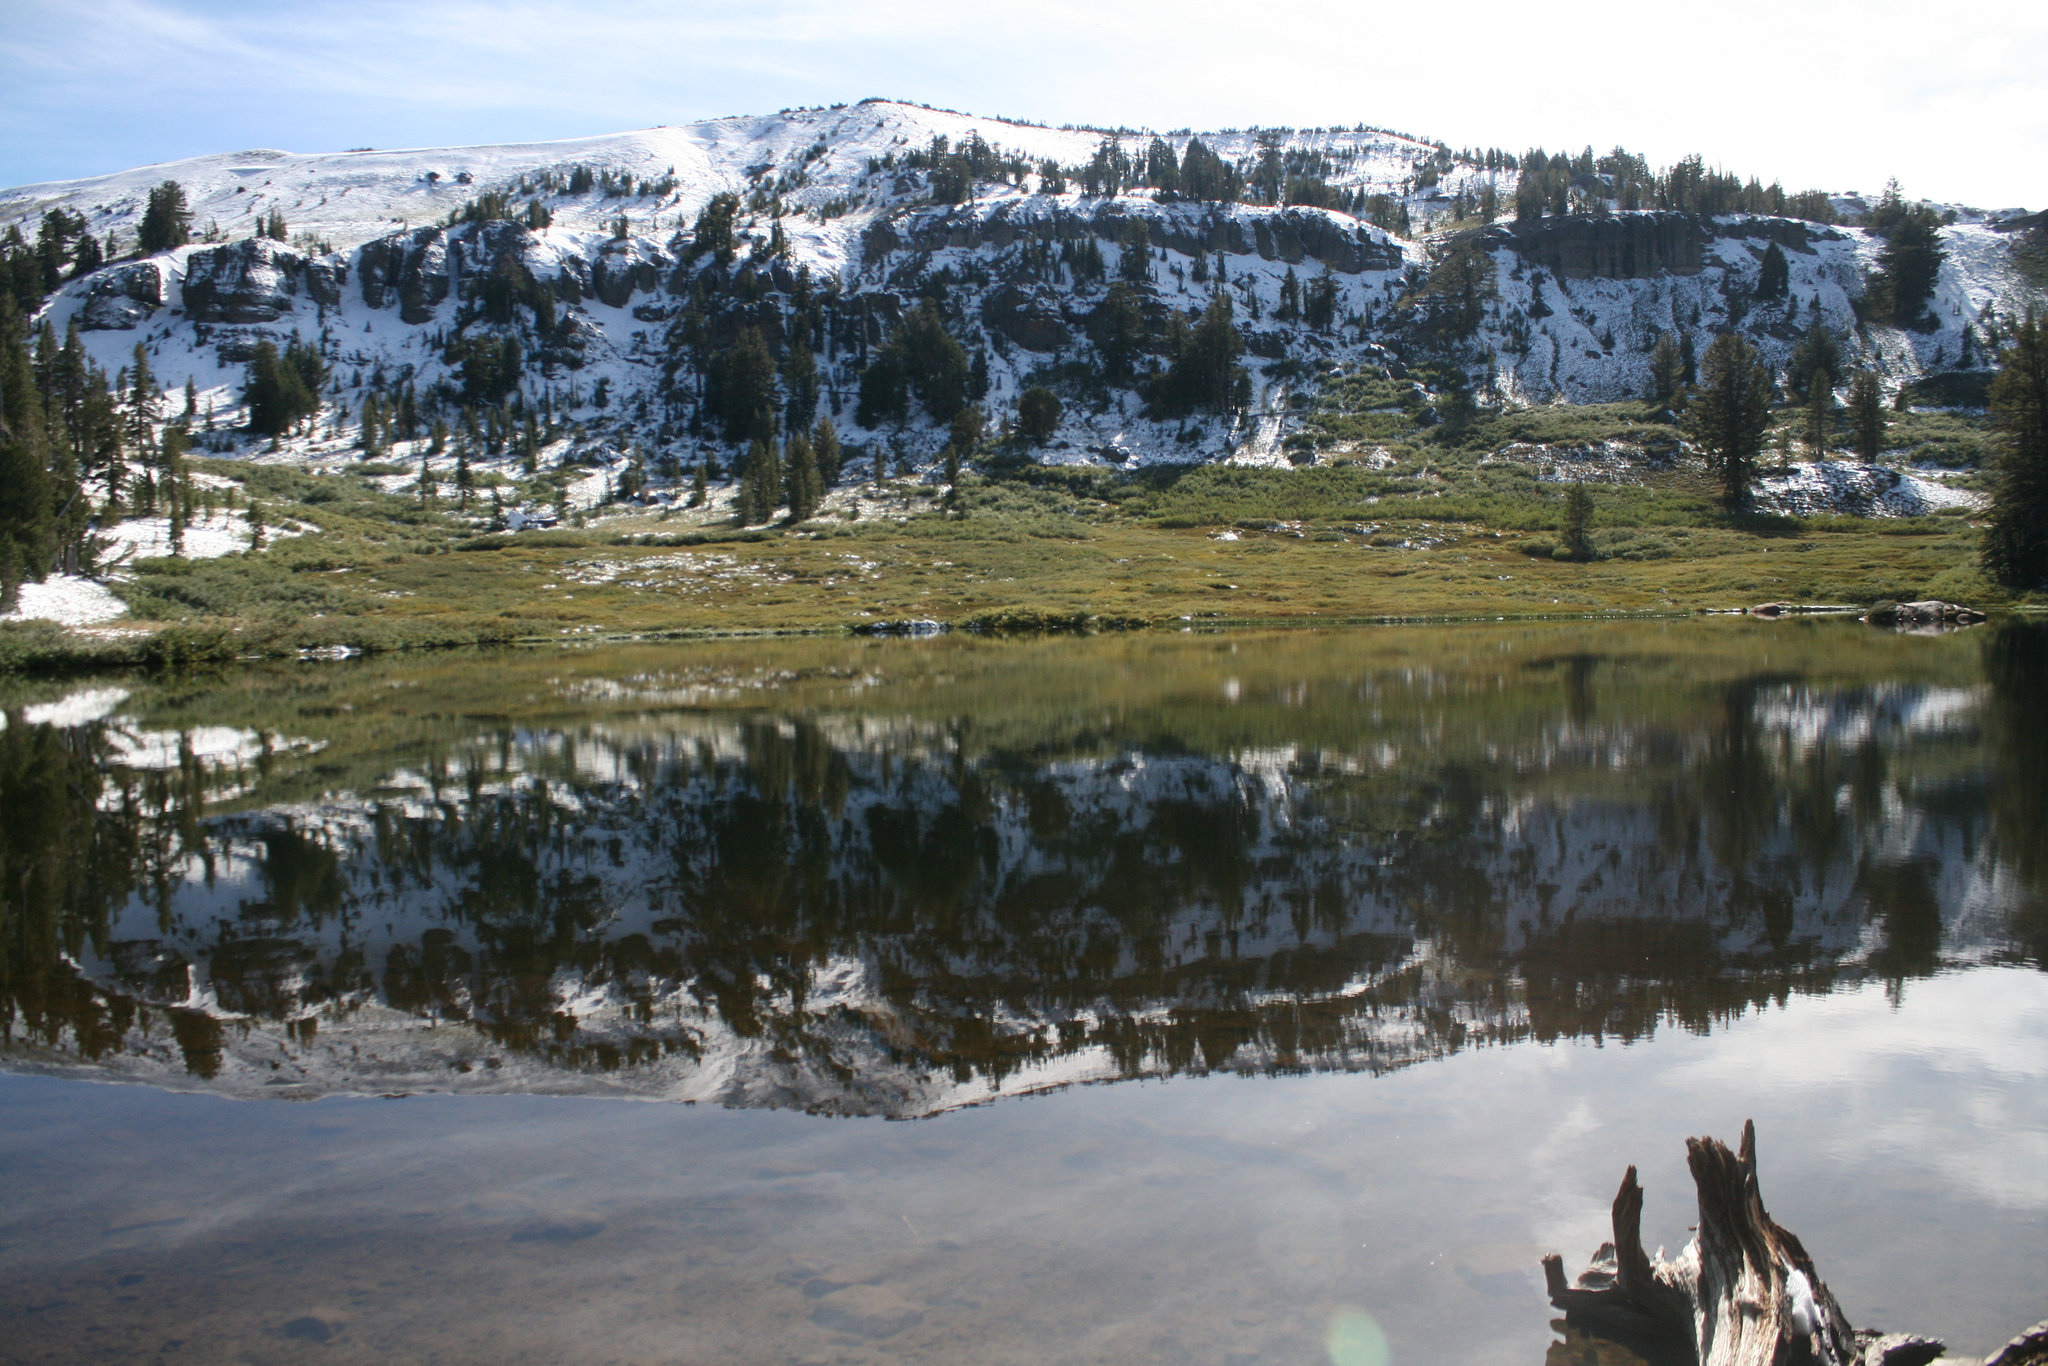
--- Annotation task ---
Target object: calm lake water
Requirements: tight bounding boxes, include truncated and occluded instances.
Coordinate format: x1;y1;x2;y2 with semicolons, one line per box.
2;620;2045;1363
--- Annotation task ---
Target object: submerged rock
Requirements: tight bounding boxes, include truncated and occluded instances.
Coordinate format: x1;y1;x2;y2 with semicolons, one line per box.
1864;600;1987;626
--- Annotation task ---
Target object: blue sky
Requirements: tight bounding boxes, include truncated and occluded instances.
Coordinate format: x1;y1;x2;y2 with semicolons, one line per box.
2;0;2042;207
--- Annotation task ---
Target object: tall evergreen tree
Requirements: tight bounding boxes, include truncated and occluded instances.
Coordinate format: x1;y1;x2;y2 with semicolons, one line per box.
125;342;159;476
708;327;778;446
1787;319;1841;398
1093;284;1145;383
1560;483;1595;561
782;433;819;521
782;343;819;432
1017;387;1061;444
810;416;841;489
1868;184;1947;327
160;423;188;555
1805;370;1833;457
137;181;192;254
1154;295;1247;416
243;340;320;436
689;193;740;264
894;301;970;422
1756;241;1789;301
1981;316;2048;589
1119;218;1152;283
1276;268;1302;323
1648;332;1686;407
1685;333;1772;512
1304;268;1339;333
1847;371;1886;458
0;300;55;607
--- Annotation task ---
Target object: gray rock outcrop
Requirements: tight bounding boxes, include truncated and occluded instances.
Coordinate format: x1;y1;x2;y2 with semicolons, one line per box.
76;260;165;330
358;226;450;323
1505;211;1707;280
865;200;1403;274
182;238;312;324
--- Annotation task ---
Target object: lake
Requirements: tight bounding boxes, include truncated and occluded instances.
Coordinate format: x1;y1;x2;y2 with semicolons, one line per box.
2;620;2045;1363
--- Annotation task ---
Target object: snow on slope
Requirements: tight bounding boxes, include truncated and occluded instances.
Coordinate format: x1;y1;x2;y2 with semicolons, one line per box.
3;100;2039;533
0;102;1451;255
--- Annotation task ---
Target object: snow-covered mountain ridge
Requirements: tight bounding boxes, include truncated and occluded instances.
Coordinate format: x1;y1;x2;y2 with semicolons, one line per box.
5;99;2042;482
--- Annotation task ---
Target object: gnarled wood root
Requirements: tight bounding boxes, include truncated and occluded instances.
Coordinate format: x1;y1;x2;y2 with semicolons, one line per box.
1543;1121;2043;1366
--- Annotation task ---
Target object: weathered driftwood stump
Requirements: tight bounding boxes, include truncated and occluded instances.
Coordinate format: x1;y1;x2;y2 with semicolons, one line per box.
1542;1121;2048;1366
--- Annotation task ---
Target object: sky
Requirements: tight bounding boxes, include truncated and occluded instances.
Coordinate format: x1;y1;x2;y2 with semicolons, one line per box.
1;0;2043;208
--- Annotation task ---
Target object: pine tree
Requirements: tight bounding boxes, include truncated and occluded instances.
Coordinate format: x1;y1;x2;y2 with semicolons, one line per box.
1304;268;1338;333
1017;387;1061;445
243;339;321;436
948;404;983;457
1119;218;1152;283
1648;333;1686;408
160;422;188;554
1560;483;1595;561
360;392;383;456
0;300;55;604
708;327;778;445
1685;333;1772;512
1756;241;1789;301
1805;370;1833;457
137;181;191;254
125;342;158;473
1847;371;1886;458
1873;198;1947;327
1094;284;1144;383
1155;294;1247;416
1277;268;1302;323
735;438;772;525
688;457;708;508
689;193;739;264
783;434;819;521
1788;319;1841;398
811;416;841;489
1981;315;2048;589
781;343;818;431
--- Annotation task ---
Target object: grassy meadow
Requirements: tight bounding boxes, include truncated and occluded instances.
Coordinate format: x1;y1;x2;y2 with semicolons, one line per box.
2;375;2038;674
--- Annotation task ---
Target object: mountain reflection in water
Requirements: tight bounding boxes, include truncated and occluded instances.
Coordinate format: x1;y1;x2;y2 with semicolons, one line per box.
3;621;2043;1115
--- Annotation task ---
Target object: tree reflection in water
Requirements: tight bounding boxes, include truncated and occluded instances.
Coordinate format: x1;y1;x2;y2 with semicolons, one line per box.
2;623;2042;1114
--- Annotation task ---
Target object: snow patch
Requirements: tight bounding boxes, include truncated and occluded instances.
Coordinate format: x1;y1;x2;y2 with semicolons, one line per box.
21;687;131;727
3;575;129;626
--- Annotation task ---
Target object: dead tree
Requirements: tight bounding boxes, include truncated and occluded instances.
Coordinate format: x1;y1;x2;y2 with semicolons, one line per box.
1543;1121;2048;1366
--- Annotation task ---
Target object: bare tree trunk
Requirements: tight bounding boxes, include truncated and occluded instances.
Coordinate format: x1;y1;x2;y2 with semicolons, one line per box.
1543;1121;2044;1366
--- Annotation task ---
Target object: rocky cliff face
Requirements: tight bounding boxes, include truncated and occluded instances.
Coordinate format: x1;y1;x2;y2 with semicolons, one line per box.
865;199;1404;275
181;236;341;324
76;259;164;330
1500;211;1707;280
